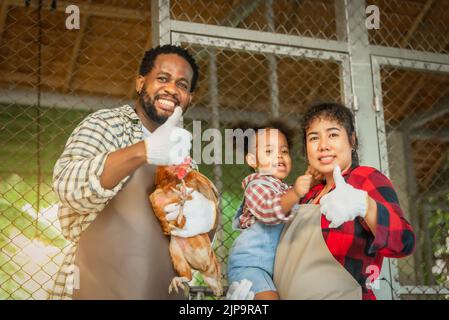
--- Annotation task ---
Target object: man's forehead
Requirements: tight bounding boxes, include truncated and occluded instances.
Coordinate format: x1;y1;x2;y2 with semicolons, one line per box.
153;54;193;79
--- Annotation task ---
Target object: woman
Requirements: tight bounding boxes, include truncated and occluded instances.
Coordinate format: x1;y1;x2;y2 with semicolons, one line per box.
273;101;415;300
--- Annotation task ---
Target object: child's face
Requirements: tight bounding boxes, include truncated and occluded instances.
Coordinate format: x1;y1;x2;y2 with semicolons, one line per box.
248;129;292;180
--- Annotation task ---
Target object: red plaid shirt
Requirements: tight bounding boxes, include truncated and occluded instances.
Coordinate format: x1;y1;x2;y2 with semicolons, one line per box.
301;165;416;300
239;173;292;228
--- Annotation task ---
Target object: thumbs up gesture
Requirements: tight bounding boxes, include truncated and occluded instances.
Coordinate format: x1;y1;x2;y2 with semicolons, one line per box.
319;166;368;228
144;106;192;165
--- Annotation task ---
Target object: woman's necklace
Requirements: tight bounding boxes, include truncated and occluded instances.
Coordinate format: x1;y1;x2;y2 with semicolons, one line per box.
313;183;334;204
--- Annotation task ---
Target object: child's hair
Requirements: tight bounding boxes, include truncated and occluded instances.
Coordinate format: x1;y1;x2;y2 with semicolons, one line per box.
301;101;359;166
231;118;295;157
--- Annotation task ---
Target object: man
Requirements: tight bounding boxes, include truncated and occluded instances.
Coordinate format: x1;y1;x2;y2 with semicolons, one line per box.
51;45;215;299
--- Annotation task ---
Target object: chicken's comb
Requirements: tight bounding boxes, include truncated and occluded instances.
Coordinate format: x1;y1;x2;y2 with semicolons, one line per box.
176;157;193;180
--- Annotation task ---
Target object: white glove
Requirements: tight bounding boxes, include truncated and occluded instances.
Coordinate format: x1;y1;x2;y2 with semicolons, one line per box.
226;279;255;300
143;106;192;165
164;188;216;237
320;166;368;228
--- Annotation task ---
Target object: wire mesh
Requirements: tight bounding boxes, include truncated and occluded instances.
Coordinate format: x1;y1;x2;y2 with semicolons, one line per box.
170;0;339;40
367;0;449;54
180;43;343;297
0;0;150;299
1;0;448;300
380;66;449;298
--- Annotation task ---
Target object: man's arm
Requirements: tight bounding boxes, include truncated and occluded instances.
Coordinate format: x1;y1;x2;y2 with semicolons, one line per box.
101;107;192;189
54;106;191;214
53;114;137;214
99;141;147;190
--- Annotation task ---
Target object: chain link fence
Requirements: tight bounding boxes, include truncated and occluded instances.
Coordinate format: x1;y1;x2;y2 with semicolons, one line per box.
171;0;339;40
377;64;449;299
367;0;449;54
180;44;343;297
1;0;449;300
0;0;150;299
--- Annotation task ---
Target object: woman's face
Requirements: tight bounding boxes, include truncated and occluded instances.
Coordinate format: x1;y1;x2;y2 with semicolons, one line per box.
305;117;353;177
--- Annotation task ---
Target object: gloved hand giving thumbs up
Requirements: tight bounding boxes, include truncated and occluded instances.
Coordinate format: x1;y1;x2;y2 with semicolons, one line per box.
319;166;368;228
144;106;192;165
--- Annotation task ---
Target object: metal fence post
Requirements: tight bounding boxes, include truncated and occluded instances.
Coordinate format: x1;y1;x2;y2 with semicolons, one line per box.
151;0;171;46
208;48;227;283
339;0;394;300
266;0;279;117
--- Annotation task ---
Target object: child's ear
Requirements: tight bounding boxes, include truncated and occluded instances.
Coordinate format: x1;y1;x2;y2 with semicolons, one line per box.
245;153;257;169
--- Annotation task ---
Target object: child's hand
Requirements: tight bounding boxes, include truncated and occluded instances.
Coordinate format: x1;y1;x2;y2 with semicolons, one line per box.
306;166;324;187
294;174;313;198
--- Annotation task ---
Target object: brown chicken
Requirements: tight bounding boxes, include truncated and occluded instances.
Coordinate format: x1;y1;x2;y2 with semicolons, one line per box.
149;160;223;297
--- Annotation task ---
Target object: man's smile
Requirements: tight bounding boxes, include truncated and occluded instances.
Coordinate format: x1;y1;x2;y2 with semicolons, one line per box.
154;95;179;113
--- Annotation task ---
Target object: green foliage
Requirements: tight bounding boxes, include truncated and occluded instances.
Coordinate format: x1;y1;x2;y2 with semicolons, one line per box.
0;104;88;299
428;199;449;286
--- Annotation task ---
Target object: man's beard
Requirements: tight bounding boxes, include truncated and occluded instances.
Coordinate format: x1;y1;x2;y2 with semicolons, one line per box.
139;89;169;125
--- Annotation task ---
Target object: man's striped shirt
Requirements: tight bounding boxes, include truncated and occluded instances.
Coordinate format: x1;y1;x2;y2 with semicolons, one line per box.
50;105;143;299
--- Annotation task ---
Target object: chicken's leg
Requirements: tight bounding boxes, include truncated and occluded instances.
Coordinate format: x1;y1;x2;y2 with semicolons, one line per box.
201;251;223;297
170;179;193;225
168;237;192;295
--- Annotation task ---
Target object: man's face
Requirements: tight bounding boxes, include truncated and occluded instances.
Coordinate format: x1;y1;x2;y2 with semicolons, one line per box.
137;53;193;124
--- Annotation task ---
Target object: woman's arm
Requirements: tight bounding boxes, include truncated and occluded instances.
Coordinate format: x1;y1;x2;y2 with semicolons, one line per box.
352;167;416;258
363;196;378;234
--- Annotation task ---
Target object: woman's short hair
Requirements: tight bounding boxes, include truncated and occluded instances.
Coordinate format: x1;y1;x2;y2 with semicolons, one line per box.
301;101;359;166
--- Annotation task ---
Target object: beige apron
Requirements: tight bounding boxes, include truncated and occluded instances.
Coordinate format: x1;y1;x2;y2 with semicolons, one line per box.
274;204;362;300
73;164;184;300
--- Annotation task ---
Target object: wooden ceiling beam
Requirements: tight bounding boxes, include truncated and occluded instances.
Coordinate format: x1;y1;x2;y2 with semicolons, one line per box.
396;74;426;119
410;129;449;142
127;34;152;99
0;87;303;124
224;0;265;28
401;0;435;47
402;95;449;131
